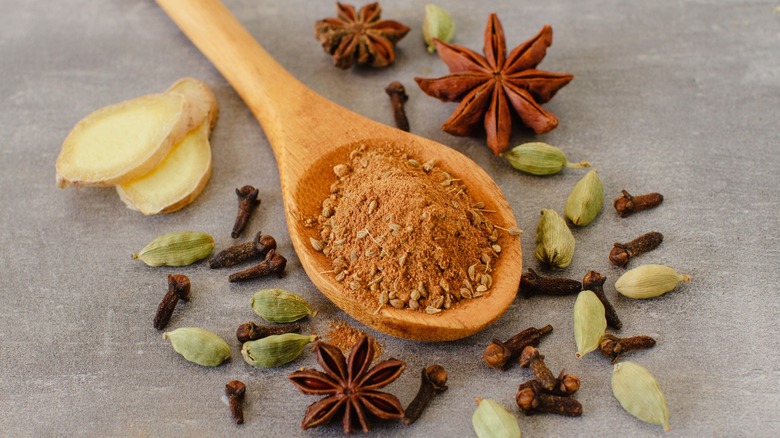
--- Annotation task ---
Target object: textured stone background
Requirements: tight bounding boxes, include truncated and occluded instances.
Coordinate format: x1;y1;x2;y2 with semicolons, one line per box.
1;0;779;436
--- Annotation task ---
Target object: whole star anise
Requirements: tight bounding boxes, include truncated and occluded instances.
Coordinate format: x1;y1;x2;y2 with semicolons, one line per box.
289;335;406;434
315;3;410;69
415;14;574;155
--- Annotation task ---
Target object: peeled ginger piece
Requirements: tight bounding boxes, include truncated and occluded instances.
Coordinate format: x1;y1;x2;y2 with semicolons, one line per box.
56;92;200;188
116;122;212;214
116;78;219;215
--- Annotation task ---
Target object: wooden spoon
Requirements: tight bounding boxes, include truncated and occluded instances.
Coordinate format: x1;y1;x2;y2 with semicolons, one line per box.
156;0;522;341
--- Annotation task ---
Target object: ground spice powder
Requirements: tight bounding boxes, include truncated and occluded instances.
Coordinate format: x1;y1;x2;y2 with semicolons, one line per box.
312;145;500;314
325;319;383;356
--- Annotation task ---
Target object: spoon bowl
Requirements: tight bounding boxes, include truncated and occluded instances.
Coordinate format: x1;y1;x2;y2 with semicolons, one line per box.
157;0;522;341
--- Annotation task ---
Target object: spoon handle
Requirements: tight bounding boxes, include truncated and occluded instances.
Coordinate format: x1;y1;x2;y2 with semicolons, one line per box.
155;0;341;158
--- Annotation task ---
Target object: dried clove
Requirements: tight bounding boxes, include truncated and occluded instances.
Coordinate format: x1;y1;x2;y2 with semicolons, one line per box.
599;333;656;363
516;380;583;417
582;270;622;330
228;249;287;283
482;325;553;370
225;380;246;424
610;231;663;268
385;81;410;132
210;232;277;269
517;370;580;397
519;346;557;392
553;370;581;396
153;274;191;330
232;185;261;238
520;268;581;298
403;364;448;425
613;190;663;217
236;321;301;343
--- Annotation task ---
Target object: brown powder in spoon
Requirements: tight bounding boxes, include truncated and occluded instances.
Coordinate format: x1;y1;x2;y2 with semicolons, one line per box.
312;145;501;314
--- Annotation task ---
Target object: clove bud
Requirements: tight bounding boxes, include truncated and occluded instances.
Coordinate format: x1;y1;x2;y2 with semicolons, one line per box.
236;321;302;343
153;274;191;330
210;232;277;269
232;185;261;238
518;370;580;397
516;380;583;417
582;270;622;330
228;249;287;283
520;268;581;298
519;346;557;392
609;231;663;268
225;380;246;424
599;333;656;363
613;190;663;217
403;364;448;425
482;325;553;370
385;81;410;132
554;371;581;396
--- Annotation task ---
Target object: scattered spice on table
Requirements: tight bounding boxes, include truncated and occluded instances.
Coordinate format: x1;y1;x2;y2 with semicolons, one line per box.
325;318;383;356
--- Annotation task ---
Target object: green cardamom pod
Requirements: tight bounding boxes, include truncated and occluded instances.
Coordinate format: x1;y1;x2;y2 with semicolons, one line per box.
472;398;521;438
251;289;317;323
163;327;230;366
573;290;607;358
502;142;590;176
565;169;604;226
612;361;671;431
241;333;317;368
423;4;455;53
535;209;575;268
615;264;692;299
132;231;214;266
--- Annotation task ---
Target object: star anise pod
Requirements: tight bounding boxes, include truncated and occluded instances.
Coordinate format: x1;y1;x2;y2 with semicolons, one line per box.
289;335;406;434
314;2;410;69
415;14;574;155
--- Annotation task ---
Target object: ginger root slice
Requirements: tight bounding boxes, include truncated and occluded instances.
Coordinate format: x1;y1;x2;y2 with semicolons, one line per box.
55;91;203;188
116;122;213;214
54;77;219;189
115;78;219;215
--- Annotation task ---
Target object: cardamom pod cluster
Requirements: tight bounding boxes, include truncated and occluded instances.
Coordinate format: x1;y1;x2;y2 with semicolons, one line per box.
535;209;575;268
471;398;521;438
241;333;317;368
251;289;317;323
163;327;231;366
422;4;455;53
573;290;607;358
503;142;590;176
565;169;604;226
132;231;214;266
615;264;691;299
611;361;671;431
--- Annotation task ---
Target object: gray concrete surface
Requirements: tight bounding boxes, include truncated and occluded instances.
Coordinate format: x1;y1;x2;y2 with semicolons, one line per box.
1;0;779;436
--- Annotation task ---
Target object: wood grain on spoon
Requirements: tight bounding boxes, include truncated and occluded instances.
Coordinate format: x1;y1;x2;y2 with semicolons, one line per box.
155;0;522;341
